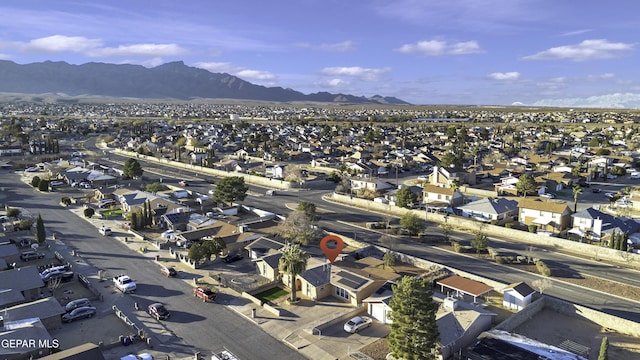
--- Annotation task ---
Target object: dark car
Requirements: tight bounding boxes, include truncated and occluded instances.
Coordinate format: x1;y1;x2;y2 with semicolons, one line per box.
65;298;91;313
62;306;96;323
592;188;602;193
20;251;45;261
160;266;177;277
148;303;170;320
223;253;243;263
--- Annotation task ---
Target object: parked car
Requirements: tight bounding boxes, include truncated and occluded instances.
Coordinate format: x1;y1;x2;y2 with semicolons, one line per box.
20;251;45;261
40;265;68;281
99;227;112;236
160;266;177;277
343;316;372;333
161;229;180;240
540;193;556;199
222;253;243;263
591;188;602;193
98;199;117;208
148;303;170;320
178;180;189;187
193;286;216;302
176;239;192;249
50;180;65;187
62;306;96;323
65;298;91;313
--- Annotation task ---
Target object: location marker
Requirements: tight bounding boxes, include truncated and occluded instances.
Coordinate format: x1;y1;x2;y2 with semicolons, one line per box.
320;235;345;263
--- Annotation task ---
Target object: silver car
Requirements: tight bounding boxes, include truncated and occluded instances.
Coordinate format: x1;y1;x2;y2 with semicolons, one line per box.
62;306;97;323
65;298;91;313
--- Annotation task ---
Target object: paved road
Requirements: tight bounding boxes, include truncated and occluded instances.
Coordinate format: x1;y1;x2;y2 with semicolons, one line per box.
91;147;640;321
0;171;305;360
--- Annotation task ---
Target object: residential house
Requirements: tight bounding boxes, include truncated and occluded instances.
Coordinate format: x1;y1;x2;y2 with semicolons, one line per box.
265;164;285;179
350;178;394;194
0;243;20;265
569;207;640;244
494;175;520;196
0;266;44;307
364;285;496;360
245;237;285;260
5;297;66;330
518;198;572;234
456;197;518;224
430;165;476;187
0;318;56;359
502;282;536;311
422;184;464;209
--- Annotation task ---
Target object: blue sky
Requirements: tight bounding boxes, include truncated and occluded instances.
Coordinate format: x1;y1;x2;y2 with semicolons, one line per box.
1;1;639;108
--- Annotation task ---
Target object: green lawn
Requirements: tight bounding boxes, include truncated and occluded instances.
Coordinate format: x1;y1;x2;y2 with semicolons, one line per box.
254;286;289;303
100;209;124;218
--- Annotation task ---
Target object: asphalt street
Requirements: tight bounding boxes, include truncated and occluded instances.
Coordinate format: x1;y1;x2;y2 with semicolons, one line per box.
0;172;305;360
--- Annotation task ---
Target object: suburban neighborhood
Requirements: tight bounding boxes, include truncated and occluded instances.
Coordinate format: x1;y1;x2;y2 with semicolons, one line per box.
1;102;640;359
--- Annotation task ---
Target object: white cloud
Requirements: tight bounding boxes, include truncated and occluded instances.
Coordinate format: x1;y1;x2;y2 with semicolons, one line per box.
295;41;355;52
533;93;640;109
22;35;103;53
587;73;615;79
488;72;520;81
320;66;390;81
88;43;186;57
396;39;482;56
558;29;592;37
326;78;349;87
524;39;634;61
193;62;275;81
235;69;275;81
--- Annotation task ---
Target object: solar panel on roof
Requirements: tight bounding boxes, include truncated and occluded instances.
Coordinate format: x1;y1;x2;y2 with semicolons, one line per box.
336;271;367;289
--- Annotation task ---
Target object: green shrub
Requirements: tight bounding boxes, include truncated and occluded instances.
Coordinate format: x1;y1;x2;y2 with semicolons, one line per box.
18;219;33;230
528;224;538;233
61;197;72;206
83;207;95;218
38;180;49;192
505;223;513;229
495;256;507;264
31;176;41;187
490;220;498;225
536;260;551;277
6;208;20;217
452;242;463;253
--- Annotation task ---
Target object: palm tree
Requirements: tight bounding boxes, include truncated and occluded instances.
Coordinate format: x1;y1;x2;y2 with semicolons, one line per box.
572;184;583;212
278;244;310;303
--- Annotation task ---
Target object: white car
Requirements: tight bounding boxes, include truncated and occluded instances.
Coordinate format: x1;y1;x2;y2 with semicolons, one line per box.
99;227;112;236
540;193;556;199
161;229;180;240
343;316;372;333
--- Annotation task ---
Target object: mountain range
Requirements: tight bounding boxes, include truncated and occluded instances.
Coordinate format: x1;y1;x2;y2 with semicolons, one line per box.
0;60;410;105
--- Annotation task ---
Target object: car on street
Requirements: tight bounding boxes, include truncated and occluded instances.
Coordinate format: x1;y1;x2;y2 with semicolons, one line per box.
160;266;177;277
193;286;217;302
49;180;65;187
604;193;615;199
99;227;112;236
540;193;556;199
222;253;243;263
178;180;189;186
62;306;97;323
148;303;170;320
20;251;45;261
343;316;372;333
591;188;602;193
65;298;91;313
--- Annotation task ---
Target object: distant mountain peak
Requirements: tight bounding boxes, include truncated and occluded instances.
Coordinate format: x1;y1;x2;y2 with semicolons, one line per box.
0;60;411;105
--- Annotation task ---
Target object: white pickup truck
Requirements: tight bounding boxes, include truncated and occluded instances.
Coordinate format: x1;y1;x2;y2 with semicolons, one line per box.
113;274;137;293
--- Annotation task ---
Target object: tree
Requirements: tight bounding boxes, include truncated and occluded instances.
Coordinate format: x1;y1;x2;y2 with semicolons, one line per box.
6;207;20;218
146;182;168;193
202;237;226;260
532;278;552;294
123;158;143;179
38;179;49;192
278;244;310;303
515;174;537;197
35;213;46;244
572;184;583;212
598;336;609;360
440;223;453;243
187;243;207;264
278;210;323;245
388;276;440;360
30;176;41;187
396;187;418;208
383;251;396;269
83;207;95;218
297;201;319;222
400;212;425;236
213;176;248;206
471;232;488;253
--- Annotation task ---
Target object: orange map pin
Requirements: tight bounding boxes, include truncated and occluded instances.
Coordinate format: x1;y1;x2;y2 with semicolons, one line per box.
320;235;345;263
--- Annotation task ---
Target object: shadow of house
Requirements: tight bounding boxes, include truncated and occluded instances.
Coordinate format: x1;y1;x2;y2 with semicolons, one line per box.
0;243;20;265
39;342;105;360
0;266;44;308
